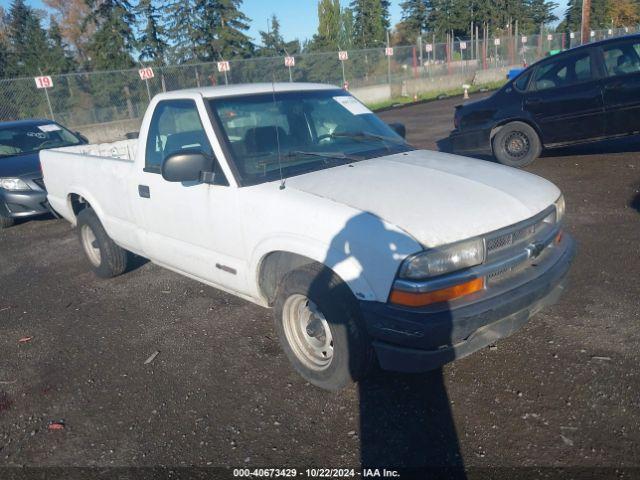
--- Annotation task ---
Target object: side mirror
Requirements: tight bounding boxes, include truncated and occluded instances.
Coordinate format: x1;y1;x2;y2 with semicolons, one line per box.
76;132;89;144
388;122;406;139
161;150;213;183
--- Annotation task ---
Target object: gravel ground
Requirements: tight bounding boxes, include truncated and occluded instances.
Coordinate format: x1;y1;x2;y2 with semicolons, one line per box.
1;95;639;473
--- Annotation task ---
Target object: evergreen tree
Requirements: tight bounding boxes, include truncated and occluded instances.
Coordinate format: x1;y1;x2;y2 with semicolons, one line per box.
310;0;342;50
527;0;559;27
185;0;254;61
85;0;136;70
5;0;54;76
0;7;7;78
562;0;609;32
380;0;391;30
398;0;430;40
136;0;168;65
46;18;75;73
350;0;386;47
340;7;355;48
164;0;197;63
258;14;285;56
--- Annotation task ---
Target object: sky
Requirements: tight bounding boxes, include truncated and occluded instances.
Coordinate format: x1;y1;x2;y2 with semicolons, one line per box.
4;0;569;45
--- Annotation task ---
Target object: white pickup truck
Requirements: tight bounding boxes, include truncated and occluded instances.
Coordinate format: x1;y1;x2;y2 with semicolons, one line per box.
41;83;575;390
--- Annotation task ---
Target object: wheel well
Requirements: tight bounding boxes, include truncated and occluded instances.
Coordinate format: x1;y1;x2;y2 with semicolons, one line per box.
258;252;325;306
68;193;91;218
489;119;542;147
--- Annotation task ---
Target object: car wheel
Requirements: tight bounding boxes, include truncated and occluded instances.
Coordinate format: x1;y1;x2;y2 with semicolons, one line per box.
273;264;375;390
76;208;128;278
492;121;542;168
0;213;15;229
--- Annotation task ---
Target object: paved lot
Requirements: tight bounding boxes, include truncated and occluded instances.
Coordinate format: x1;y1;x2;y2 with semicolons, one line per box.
1;95;639;470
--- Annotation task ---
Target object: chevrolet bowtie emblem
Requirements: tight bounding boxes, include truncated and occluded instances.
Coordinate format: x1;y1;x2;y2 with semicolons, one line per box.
527;241;545;258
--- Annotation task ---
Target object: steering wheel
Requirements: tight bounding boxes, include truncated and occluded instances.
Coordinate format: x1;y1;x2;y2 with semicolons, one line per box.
317;133;333;142
38;140;60;149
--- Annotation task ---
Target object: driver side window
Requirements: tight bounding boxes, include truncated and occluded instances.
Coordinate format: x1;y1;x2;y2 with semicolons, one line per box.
532;52;593;91
145;100;213;173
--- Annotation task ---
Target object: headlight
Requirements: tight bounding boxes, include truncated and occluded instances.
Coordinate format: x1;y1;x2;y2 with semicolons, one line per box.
399;238;485;280
554;194;565;223
0;178;31;191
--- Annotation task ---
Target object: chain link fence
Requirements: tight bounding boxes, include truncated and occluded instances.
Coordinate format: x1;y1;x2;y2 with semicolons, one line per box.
0;26;637;141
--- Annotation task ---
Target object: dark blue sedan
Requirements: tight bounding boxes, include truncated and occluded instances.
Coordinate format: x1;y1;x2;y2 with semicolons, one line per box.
0;119;87;228
449;34;640;167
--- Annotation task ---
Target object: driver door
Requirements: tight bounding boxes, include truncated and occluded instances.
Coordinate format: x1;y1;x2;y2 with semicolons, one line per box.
134;99;248;293
523;50;605;146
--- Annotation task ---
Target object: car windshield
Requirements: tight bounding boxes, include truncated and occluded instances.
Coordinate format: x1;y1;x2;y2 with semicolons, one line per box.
0;123;83;158
208;89;412;185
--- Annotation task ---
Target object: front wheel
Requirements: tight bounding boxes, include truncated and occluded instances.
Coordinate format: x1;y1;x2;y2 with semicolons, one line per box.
273;264;375;390
492;121;542;168
76;208;128;278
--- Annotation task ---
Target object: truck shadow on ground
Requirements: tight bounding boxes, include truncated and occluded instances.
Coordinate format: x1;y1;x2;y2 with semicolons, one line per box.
314;213;466;474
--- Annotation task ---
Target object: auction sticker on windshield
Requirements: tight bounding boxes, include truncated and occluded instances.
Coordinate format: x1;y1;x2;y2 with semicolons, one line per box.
333;96;371;115
38;124;62;132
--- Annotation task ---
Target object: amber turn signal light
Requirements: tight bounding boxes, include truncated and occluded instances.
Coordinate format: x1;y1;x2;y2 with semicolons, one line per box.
389;277;485;307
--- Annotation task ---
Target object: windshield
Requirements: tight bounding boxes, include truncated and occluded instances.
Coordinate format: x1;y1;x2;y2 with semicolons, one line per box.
0;123;83;158
209;89;412;185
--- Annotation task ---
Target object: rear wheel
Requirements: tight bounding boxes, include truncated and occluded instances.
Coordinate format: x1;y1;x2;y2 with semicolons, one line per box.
76;208;128;278
273;264;375;390
0;213;15;229
492;121;541;168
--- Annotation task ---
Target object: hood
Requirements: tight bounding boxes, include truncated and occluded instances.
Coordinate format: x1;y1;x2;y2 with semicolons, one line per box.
0;152;41;178
285;150;561;247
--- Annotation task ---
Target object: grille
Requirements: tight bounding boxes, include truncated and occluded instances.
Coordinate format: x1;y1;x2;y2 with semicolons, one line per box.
486;217;548;256
32;178;46;190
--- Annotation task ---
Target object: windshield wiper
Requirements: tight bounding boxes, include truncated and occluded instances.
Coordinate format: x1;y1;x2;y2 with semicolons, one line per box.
330;131;408;146
284;150;361;162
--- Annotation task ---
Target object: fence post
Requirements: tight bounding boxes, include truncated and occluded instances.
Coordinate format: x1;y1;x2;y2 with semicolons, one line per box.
412;46;418;79
386;30;392;87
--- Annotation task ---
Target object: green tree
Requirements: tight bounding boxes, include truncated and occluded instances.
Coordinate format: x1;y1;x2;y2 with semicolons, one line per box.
258;14;285;56
310;0;342;50
526;0;559;26
85;0;136;70
0;7;7;78
136;0;168;65
46;18;75;73
398;0;430;40
165;1;198;63
562;0;609;32
350;0;386;47
193;0;253;61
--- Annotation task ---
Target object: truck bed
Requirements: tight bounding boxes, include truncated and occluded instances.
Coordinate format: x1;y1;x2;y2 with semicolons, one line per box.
40;139;141;253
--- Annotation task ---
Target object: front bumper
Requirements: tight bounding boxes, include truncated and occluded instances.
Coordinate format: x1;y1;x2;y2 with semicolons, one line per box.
360;233;576;373
448;127;493;155
0;188;50;219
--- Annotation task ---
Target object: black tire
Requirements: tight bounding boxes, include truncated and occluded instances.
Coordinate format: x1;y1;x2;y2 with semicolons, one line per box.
0;213;15;229
492;121;542;168
76;208;128;278
273;263;375;390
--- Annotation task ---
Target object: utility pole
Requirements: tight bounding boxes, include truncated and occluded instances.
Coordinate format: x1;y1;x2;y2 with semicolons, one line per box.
581;0;591;44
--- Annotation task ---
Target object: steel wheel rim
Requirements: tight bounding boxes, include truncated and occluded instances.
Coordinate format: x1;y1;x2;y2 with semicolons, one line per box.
81;225;101;267
282;294;334;371
504;131;530;159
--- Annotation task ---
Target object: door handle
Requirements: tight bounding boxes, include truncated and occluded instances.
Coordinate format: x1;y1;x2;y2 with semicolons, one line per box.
138;185;150;198
526;98;542;106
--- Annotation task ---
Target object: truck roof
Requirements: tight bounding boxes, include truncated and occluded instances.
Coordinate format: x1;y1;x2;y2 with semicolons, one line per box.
154;82;339;101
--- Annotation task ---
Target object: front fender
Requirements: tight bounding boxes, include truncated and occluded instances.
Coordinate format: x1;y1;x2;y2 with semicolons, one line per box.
249;234;378;303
